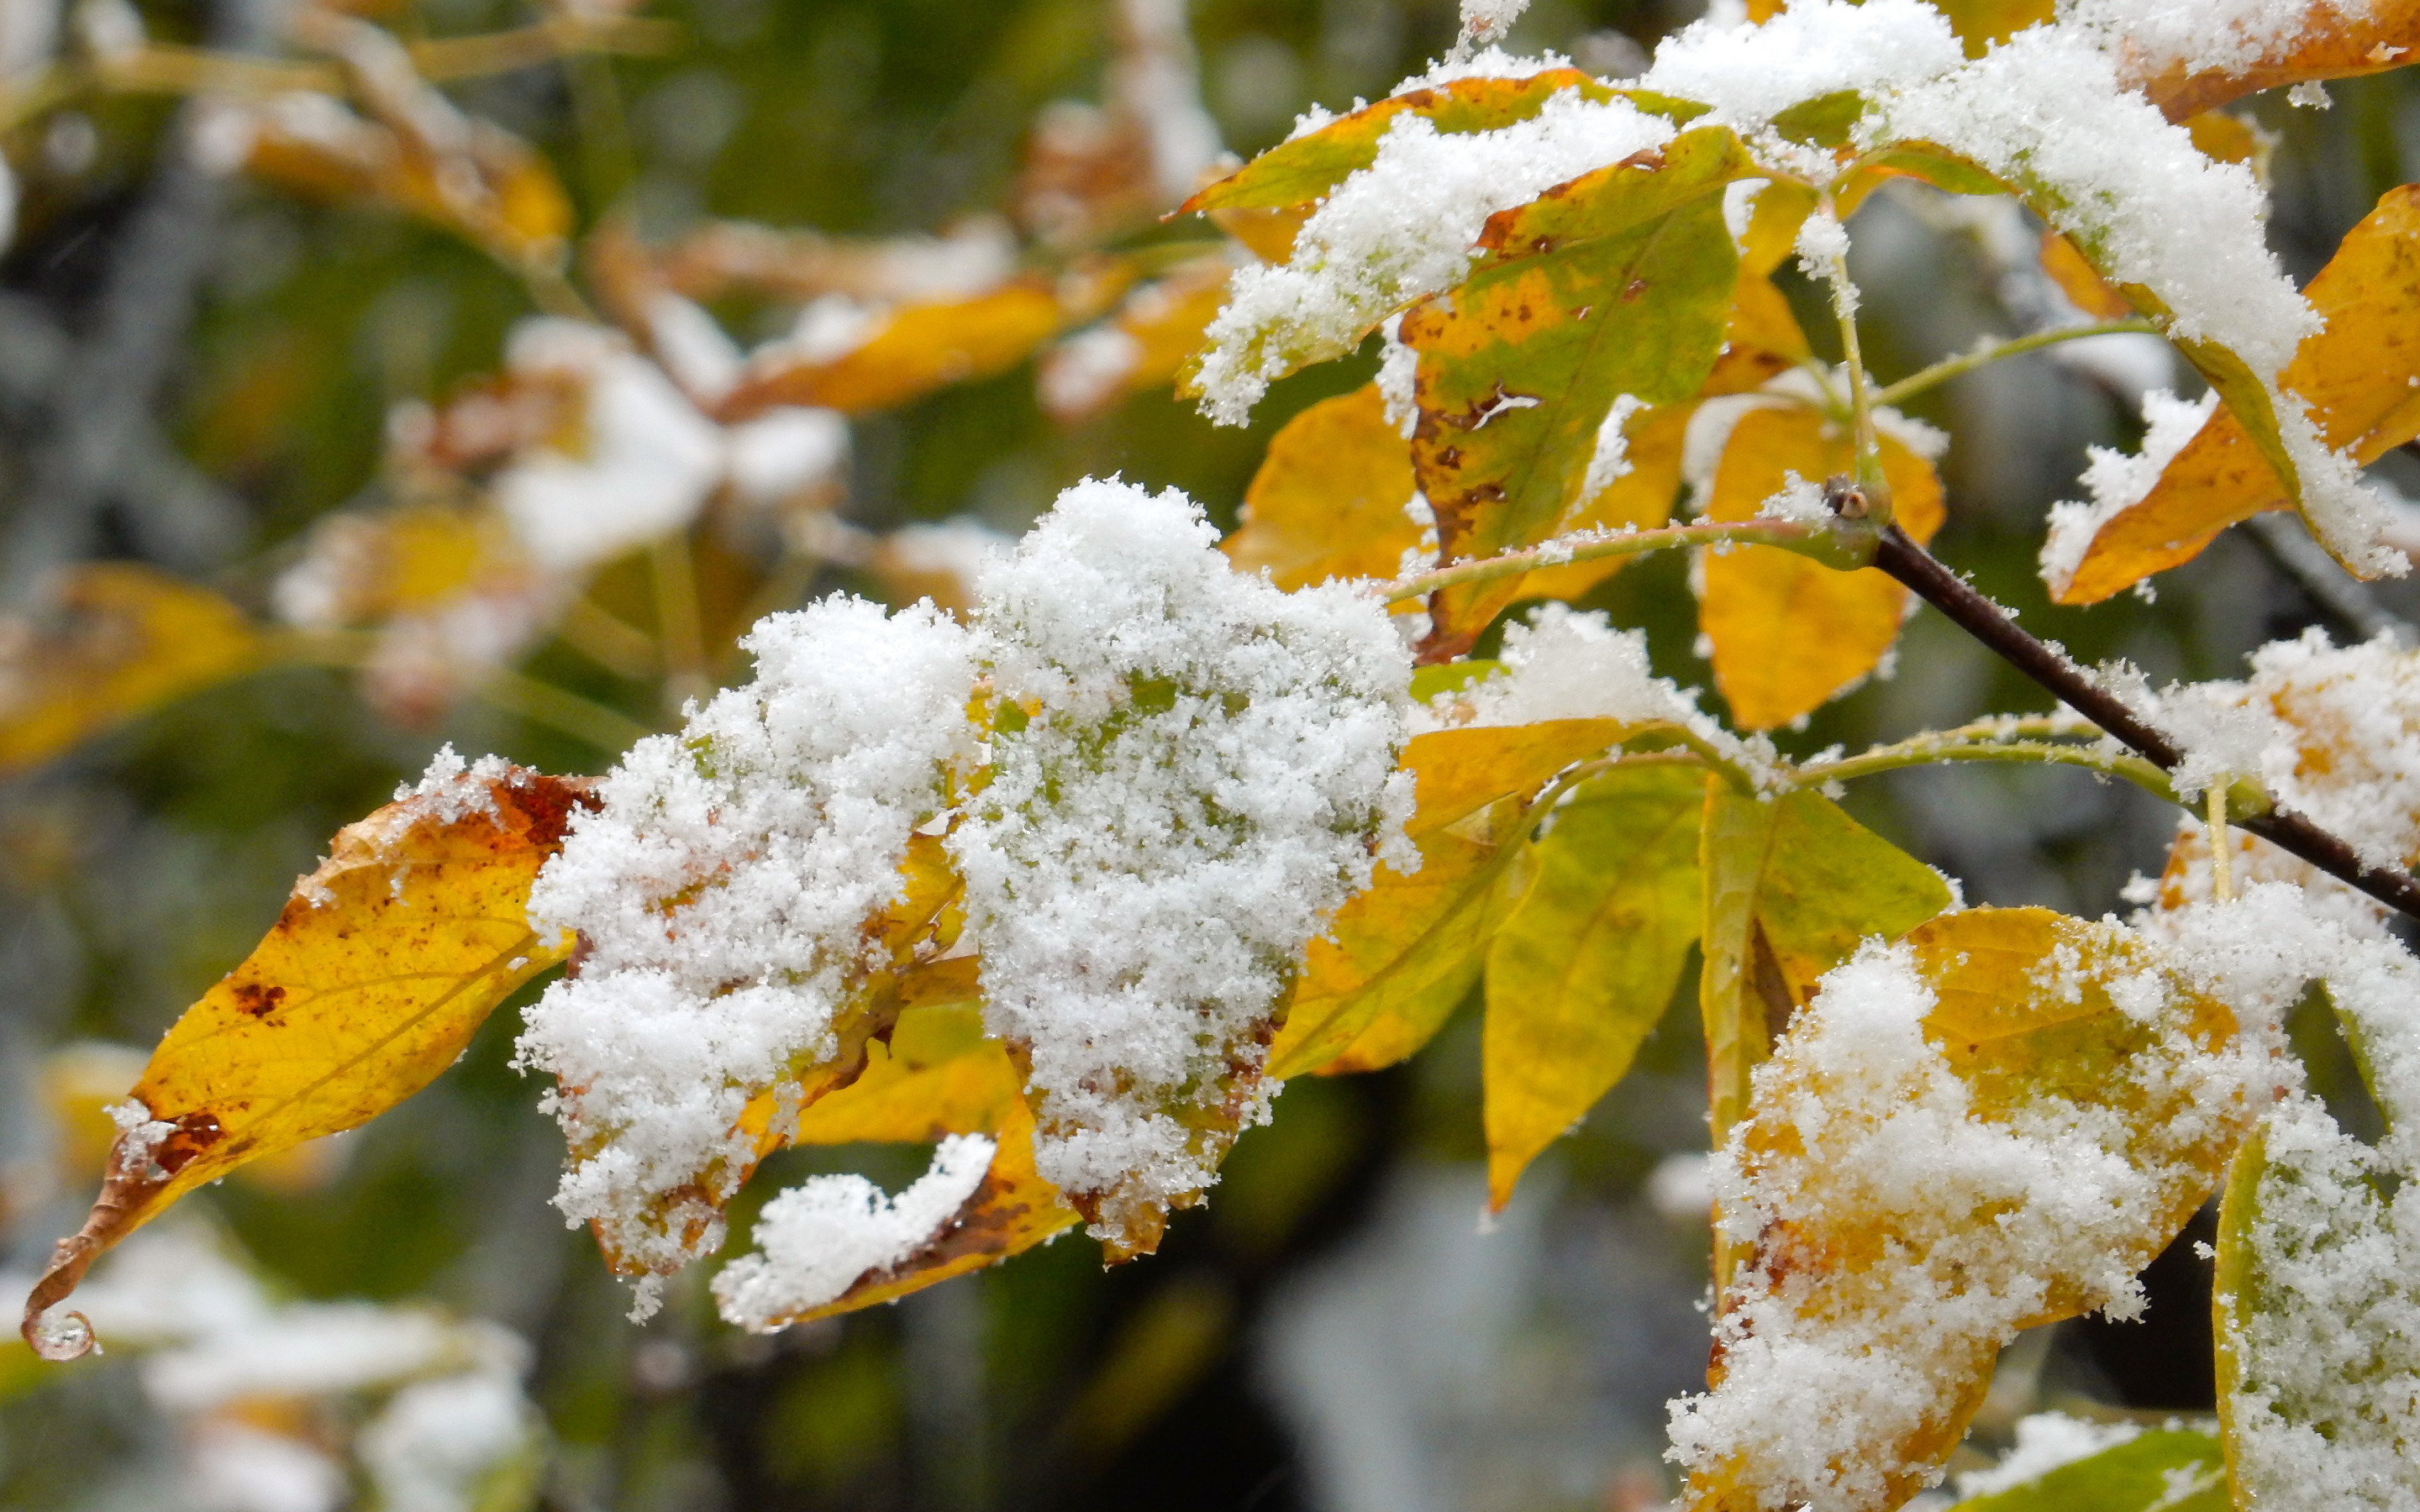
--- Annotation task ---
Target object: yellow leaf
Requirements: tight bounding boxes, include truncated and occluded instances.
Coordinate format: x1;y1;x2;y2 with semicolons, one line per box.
0;565;267;779
733;997;1084;1326
1401;719;1634;837
1223;384;1422;596
2184;110;2265;171
1681;908;2249;1512
1483;766;1702;1209
1268;798;1531;1080
721;280;1071;417
2133;0;2420;120
1696;783;1951;1289
1207;204;1312;265
1930;0;2054;56
19;767;597;1359
1697;405;1946;729
2055;183;2420;602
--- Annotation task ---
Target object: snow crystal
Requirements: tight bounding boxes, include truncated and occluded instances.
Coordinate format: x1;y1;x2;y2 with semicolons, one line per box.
712;1133;996;1329
2065;0;2375;87
1038;324;1144;418
724;406;849;509
1667;936;2254;1512
1192;90;1674;423
1376;316;1420;438
1642;0;1963;129
1954;1413;2140;1499
1581;393;1649;500
518;596;979;1302
188;1422;346;1512
951;479;1413;1248
2039;389;2217;595
645;293;743;404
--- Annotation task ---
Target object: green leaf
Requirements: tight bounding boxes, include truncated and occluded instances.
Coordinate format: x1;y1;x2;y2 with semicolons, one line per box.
1768;89;1867;149
1755;789;1955;1004
1947;1430;2229;1512
1404;124;1754;656
1483;766;1702;1209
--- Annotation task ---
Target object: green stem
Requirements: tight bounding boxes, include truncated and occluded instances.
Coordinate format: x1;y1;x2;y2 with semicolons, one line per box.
1796;735;2176;800
1814;215;1890;518
471;668;655;754
1874;319;2160;408
1380;519;1819;606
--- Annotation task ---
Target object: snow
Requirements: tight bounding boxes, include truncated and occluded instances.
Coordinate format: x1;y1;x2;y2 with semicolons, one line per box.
725;406;850;509
490;319;726;574
359;1373;539;1512
1192;90;1675;424
954;480;1412;1247
2066;0;2380;86
1641;0;1963;133
712;1132;997;1329
518;596;979;1307
1666;934;2256;1512
1581;394;1649;500
1953;1413;2140;1499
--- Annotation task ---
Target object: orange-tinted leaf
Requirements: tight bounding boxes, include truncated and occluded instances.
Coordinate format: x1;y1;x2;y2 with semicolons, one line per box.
19;768;597;1359
1181;71;1629;215
1041;255;1235;424
2133;0;2420;121
1207;204;1312;265
2054;184;2420;602
2185;110;2265;171
1407;126;1754;658
2040;229;2135;320
1697;406;1946;729
0;565;268;778
722;280;1071;418
1222;384;1421;594
1483;765;1702;1208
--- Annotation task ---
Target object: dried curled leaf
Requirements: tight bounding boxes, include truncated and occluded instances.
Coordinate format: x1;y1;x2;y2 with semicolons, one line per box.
19;764;597;1361
2054;184;2420;603
0;564;268;778
1222;383;1421;595
1697;405;1946;730
1484;765;1702;1209
1675;908;2250;1512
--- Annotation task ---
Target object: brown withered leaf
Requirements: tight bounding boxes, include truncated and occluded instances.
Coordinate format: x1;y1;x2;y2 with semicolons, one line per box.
19;767;596;1361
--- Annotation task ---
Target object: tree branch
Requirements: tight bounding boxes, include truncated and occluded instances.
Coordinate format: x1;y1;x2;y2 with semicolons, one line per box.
1869;523;2420;925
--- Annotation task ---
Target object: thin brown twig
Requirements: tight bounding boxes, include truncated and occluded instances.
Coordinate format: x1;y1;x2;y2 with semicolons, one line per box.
1869;523;2420;926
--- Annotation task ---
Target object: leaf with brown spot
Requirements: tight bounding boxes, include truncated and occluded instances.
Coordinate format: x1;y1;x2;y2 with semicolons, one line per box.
1697;404;1946;729
2054;183;2420;602
0;565;271;779
1406;125;1756;658
19;768;597;1360
1223;384;1422;596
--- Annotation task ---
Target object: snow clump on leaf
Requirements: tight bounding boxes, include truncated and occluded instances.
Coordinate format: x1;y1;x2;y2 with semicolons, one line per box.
952;478;1415;1255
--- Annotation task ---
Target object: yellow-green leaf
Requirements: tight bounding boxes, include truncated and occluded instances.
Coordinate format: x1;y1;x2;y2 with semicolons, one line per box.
1483;765;1702;1209
1268;797;1532;1079
19;767;597;1359
0;564;270;778
1755;788;1955;1004
1697;403;1947;729
1223;383;1422;595
2055;184;2420;602
1401;719;1634;837
1406;125;1755;657
1946;1430;2228;1512
1182;71;1638;215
